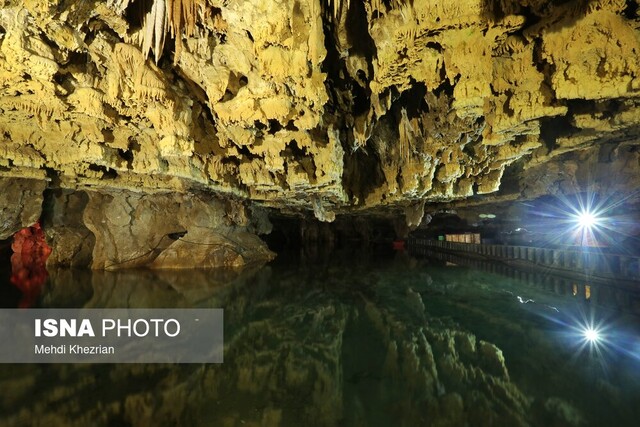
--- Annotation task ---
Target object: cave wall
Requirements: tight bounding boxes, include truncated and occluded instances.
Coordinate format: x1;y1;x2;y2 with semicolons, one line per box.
84;190;275;269
0;0;638;224
42;189;94;268
439;141;640;217
521;142;640;201
46;188;275;270
2;180;275;270
0;177;45;240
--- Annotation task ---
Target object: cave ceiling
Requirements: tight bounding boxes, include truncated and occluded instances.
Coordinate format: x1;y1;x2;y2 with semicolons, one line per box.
1;0;640;222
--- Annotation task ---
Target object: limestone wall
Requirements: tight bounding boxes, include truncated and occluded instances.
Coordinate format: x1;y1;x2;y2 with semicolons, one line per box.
0;0;638;221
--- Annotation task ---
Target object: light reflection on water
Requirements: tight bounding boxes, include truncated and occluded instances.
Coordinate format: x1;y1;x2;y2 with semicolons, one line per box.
1;248;639;426
410;248;640;422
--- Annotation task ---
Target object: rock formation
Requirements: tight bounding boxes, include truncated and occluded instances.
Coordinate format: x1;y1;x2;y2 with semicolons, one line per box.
39;188;274;269
0;178;46;240
9;221;50;307
1;0;639;264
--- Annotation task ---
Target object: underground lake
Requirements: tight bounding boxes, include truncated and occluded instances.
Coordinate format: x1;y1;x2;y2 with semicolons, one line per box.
1;245;639;427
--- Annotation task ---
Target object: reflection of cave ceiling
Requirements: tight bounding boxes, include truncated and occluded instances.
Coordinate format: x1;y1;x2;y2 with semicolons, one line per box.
1;0;640;222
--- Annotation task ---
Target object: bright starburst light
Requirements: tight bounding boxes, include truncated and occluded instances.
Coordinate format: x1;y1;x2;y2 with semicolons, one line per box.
575;211;598;230
522;191;635;250
552;311;614;371
559;197;607;247
583;326;600;343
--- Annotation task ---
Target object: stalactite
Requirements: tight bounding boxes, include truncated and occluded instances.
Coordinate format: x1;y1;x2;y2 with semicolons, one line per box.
371;0;382;16
107;0;132;15
140;0;168;64
399;108;414;164
134;0;202;64
154;0;166;63
587;0;627;13
0;95;62;122
168;0;201;63
325;0;350;23
495;34;526;57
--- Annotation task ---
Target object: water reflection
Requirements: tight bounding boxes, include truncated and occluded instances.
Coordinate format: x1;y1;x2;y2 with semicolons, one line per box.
0;250;639;426
9;223;51;308
42;263;267;309
412;246;640;315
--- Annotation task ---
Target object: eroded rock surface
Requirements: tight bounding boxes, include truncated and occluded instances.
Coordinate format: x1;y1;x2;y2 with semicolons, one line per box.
441;141;640;224
0;0;638;221
0;177;46;239
81;189;275;269
42;190;95;268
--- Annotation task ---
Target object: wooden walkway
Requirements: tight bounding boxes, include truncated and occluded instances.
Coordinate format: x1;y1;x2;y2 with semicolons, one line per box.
409;238;640;284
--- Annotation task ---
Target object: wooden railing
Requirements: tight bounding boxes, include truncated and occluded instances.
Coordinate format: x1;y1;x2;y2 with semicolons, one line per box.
408;238;640;283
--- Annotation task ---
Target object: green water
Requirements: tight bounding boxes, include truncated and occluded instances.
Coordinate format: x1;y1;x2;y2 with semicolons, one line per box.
1;247;640;427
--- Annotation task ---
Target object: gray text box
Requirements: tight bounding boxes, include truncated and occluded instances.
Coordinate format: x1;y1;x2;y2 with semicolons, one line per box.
0;309;223;363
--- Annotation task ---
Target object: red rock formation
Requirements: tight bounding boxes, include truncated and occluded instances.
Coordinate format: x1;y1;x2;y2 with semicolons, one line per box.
10;222;51;308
